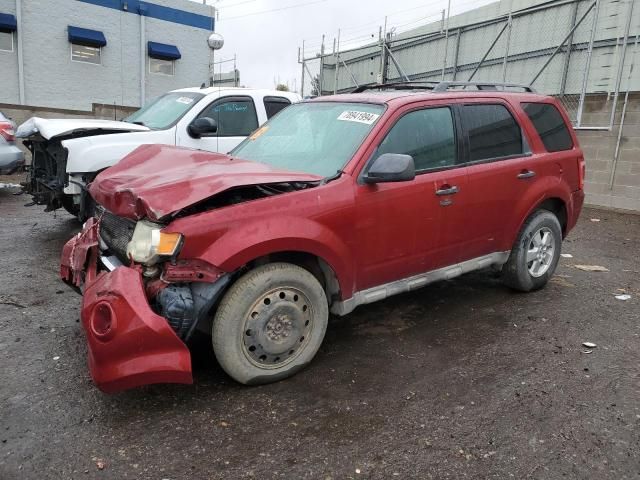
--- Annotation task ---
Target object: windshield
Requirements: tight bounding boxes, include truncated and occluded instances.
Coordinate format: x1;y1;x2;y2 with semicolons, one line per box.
231;102;385;177
124;92;204;129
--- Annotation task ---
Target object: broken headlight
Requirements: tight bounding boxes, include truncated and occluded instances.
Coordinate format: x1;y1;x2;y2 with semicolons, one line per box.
126;220;183;265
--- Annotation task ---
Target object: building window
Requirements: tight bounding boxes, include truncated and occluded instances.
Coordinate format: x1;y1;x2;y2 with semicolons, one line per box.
0;31;13;52
71;44;101;64
149;57;175;76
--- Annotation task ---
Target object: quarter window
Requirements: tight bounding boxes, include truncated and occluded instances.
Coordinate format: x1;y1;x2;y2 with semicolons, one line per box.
462;104;523;162
71;44;100;64
149;57;175;75
198;97;258;137
374;107;456;172
522;102;573;152
0;31;13;52
263;96;291;119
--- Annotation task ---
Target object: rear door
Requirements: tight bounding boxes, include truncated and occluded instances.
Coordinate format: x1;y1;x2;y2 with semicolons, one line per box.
459;100;557;259
177;95;260;153
353;102;469;290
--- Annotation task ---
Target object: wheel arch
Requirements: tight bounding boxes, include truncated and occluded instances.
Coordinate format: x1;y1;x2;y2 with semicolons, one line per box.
507;192;570;251
245;251;342;306
536;197;568;236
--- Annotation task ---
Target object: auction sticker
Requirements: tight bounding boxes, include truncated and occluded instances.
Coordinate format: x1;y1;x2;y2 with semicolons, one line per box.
337;111;380;124
176;97;194;105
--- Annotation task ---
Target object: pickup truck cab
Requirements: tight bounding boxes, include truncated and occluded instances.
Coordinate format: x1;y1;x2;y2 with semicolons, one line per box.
60;82;585;393
17;87;300;220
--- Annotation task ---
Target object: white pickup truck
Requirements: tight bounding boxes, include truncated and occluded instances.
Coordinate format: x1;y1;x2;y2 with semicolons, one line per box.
17;87;300;220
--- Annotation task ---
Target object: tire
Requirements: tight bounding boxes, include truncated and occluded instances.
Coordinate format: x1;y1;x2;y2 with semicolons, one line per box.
502;209;562;292
212;262;329;385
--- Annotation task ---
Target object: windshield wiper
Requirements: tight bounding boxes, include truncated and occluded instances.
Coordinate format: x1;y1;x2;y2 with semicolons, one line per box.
321;170;343;185
130;121;146;126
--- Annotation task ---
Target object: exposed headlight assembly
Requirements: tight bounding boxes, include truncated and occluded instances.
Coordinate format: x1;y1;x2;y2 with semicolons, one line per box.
126;220;183;265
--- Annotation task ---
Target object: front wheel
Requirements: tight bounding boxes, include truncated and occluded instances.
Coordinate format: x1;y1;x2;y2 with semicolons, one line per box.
212;262;329;385
502;209;562;292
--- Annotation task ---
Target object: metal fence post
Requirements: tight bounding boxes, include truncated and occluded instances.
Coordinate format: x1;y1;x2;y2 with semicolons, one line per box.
441;0;452;80
608;0;634;130
576;0;600;127
299;45;305;98
319;35;325;95
501;13;513;82
452;28;462;80
333;30;340;94
559;1;579;96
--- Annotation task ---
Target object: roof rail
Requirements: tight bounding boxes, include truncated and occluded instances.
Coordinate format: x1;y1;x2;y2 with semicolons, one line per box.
351;82;439;93
432;81;536;93
351;81;536;94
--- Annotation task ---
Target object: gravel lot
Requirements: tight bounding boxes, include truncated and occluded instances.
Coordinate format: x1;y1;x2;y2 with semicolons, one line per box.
1;182;639;480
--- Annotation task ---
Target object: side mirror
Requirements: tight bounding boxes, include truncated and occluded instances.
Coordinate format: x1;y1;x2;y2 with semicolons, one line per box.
363;153;415;184
188;117;218;138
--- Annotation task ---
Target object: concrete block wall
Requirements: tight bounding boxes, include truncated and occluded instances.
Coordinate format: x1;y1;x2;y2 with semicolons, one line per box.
577;93;640;212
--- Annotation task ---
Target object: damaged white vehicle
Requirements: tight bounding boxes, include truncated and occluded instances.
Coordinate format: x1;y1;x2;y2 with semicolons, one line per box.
17;87;300;220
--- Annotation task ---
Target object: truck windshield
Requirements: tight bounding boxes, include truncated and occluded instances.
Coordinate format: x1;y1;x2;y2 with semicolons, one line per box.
124;92;204;130
231;102;385;177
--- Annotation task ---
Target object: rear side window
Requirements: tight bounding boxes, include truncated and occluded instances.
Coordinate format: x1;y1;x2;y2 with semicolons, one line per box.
264;96;291;119
462;104;523;162
374;107;456;172
198;97;258;137
522;102;573;152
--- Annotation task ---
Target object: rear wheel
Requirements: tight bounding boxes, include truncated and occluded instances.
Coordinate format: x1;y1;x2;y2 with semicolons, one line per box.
212;262;328;385
502;209;562;292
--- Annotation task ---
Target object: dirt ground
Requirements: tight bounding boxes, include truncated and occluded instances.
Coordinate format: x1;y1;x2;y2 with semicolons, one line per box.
1;182;639;480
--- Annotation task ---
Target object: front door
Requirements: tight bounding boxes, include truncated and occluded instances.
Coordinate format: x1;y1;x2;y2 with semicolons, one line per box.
177;96;260;154
354;104;469;291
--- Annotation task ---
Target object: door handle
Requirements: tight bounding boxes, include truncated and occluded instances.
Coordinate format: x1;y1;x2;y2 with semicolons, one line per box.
517;170;536;179
436;185;459;196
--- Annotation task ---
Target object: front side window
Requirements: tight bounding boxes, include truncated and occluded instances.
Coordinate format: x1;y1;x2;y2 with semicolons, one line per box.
124;92;204;130
232;102;384;177
198;97;258;137
0;31;13;52
462;104;523;162
373;107;456;172
71;44;100;64
264;96;291;119
149;57;174;75
522;102;573;152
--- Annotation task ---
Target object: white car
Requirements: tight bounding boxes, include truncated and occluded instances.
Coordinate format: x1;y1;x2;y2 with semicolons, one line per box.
17;87;300;220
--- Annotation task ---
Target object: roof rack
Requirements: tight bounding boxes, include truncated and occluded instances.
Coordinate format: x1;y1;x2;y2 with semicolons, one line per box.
351;81;536;94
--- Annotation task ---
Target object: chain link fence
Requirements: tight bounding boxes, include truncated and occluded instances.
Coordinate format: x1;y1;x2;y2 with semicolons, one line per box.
300;0;638;129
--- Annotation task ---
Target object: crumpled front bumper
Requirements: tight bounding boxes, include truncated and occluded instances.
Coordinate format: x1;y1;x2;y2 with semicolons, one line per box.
60;220;192;393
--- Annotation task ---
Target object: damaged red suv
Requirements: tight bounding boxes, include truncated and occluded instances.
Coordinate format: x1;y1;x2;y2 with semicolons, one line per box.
61;82;585;393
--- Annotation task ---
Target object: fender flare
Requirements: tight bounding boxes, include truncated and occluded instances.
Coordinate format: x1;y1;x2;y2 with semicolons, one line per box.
505;178;572;250
197;216;356;299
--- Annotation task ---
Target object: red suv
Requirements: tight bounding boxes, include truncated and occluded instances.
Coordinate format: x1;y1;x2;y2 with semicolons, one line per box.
61;82;585;393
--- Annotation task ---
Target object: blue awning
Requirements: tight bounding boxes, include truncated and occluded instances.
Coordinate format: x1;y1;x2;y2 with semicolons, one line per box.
148;41;181;61
68;26;107;48
0;13;17;32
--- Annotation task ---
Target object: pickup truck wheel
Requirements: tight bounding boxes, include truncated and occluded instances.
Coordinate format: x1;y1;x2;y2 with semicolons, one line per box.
502;210;562;292
61;194;80;217
212;262;328;385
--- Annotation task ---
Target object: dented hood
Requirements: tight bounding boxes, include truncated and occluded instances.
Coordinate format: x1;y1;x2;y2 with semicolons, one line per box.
89;144;321;221
16;117;150;140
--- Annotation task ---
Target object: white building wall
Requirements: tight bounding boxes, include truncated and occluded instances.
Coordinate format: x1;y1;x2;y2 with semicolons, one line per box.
0;0;19;105
0;0;214;110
